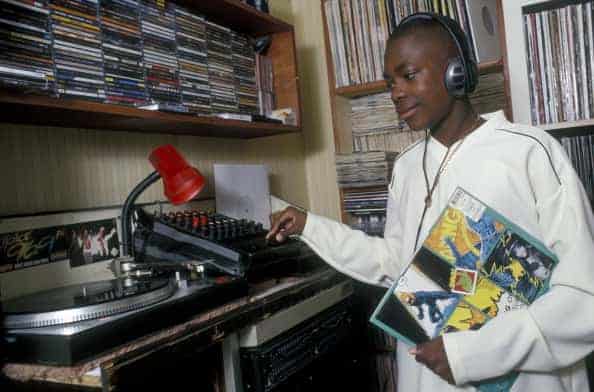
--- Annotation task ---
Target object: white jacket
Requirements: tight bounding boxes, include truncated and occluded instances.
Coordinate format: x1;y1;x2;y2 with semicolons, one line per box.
299;111;594;391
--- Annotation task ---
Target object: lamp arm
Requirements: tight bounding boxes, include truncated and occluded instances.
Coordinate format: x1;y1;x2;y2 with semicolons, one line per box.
121;170;161;257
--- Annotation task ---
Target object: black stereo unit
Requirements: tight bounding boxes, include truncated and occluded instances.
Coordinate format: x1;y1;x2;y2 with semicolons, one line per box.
240;300;353;392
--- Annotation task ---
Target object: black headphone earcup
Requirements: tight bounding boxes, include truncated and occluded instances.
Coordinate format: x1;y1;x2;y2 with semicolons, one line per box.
466;59;479;94
444;57;467;97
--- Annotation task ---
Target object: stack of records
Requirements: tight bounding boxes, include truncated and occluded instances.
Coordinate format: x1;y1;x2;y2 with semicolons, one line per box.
335;151;397;188
231;32;258;115
351;92;425;153
0;0;55;94
469;72;505;116
206;20;238;114
343;188;389;236
140;0;180;106
100;0;147;106
175;6;210;115
49;0;106;101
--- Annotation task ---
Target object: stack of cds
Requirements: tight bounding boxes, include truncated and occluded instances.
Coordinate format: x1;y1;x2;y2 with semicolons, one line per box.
255;54;274;116
140;0;180;105
0;0;55;94
231;32;258;115
206;20;237;114
49;0;106;102
175;6;210;115
100;0;147;106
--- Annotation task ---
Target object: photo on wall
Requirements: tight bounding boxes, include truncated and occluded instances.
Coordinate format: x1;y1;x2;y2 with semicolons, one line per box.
66;218;120;268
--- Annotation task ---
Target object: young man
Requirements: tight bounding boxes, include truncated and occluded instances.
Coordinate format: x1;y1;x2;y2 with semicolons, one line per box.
268;12;594;392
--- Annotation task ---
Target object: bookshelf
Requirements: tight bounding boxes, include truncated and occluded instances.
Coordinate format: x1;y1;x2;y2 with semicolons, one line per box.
499;0;594;132
0;0;301;139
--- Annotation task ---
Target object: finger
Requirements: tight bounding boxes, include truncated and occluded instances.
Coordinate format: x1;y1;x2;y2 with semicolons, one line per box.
267;211;287;234
266;213;293;241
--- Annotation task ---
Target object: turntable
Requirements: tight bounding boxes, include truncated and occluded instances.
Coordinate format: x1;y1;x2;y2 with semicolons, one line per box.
2;274;246;365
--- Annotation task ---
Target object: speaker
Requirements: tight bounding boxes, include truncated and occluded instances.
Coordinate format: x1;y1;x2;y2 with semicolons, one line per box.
398;12;478;97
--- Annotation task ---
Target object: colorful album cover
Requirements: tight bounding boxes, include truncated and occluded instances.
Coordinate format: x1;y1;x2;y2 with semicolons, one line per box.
370;187;558;392
393;264;461;340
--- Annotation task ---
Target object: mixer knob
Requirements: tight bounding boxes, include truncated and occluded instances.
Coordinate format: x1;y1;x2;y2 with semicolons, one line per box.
192;216;200;230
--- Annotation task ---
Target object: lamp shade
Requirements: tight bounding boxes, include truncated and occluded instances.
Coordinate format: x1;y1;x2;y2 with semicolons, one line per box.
149;145;205;205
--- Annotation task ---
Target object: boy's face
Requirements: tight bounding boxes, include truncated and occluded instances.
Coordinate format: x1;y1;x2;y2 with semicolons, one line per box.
383;31;455;131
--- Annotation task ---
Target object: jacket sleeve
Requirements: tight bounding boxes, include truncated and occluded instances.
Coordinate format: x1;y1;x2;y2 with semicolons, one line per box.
299;183;406;286
443;138;594;385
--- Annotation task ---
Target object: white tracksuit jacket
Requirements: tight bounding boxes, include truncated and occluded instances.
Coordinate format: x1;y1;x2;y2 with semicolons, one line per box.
299;111;594;391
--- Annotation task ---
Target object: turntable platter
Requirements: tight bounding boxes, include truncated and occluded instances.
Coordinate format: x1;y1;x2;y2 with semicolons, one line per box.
2;278;176;329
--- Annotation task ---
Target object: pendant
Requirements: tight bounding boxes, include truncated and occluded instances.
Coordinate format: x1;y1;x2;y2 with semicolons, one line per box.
424;195;432;208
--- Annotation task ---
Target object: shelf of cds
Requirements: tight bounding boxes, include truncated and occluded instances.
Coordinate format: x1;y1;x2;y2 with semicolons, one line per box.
0;0;301;138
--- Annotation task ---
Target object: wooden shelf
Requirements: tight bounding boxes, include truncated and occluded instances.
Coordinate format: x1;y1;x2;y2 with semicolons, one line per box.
540;119;594;138
334;60;504;98
335;81;388;99
0;92;300;139
0;1;302;139
175;0;292;36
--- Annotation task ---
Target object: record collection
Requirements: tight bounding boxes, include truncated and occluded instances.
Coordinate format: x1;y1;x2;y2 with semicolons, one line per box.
335;151;397;188
0;0;56;95
559;134;594;204
350;91;425;153
175;6;210;115
49;0;107;102
323;0;493;88
523;2;594;125
206;20;238;114
100;0;148;106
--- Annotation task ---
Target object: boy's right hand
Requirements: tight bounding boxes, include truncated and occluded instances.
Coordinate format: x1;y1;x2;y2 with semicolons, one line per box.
266;207;307;243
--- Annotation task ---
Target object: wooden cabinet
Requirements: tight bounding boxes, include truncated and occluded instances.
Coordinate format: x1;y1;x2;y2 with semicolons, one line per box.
0;0;301;139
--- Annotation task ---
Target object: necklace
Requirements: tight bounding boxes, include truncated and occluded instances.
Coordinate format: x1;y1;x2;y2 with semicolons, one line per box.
413;115;483;250
421;133;468;208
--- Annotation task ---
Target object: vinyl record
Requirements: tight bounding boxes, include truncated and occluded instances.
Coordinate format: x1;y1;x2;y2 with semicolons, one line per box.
2;277;176;329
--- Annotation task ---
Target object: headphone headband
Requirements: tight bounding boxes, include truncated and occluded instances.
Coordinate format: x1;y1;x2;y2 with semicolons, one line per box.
397;12;478;96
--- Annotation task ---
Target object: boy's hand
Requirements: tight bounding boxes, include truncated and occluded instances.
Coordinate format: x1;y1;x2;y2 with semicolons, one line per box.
409;336;455;385
266;207;307;243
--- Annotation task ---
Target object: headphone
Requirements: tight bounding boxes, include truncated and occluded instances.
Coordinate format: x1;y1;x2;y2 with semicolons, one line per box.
397;12;478;97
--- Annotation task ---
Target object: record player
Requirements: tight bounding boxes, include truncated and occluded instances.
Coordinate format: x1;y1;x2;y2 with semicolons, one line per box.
1;259;247;365
1;145;312;366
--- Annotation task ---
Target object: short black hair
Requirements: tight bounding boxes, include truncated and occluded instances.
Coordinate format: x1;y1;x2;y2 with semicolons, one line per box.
387;16;456;53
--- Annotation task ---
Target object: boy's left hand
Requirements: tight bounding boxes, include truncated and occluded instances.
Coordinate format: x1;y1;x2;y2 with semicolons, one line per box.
409;336;455;385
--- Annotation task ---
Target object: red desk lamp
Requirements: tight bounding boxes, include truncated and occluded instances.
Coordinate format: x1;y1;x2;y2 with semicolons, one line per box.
121;144;205;256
